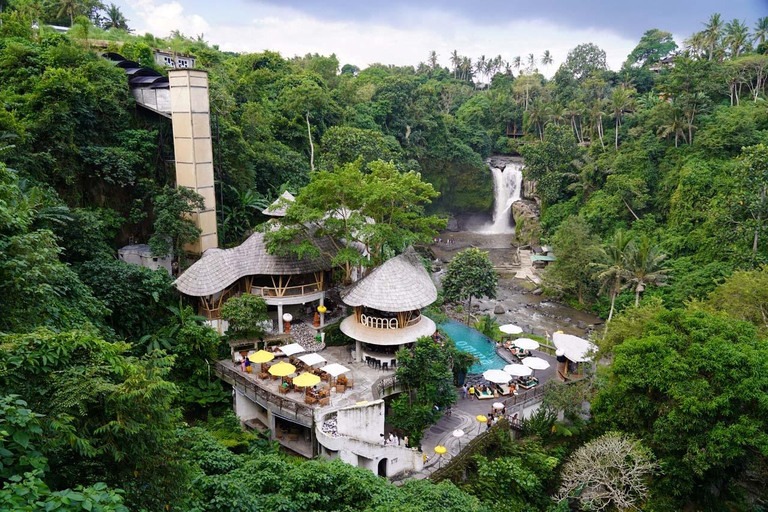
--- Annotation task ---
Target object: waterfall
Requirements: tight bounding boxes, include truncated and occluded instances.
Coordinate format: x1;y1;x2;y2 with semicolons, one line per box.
479;162;523;234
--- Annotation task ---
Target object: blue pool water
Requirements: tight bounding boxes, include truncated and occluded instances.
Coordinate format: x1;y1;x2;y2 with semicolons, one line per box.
439;320;508;374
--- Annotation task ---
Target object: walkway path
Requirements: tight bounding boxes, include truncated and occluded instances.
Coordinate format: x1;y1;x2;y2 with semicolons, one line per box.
514;249;540;284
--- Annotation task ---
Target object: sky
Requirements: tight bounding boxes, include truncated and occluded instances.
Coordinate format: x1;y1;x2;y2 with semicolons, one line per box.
119;0;767;75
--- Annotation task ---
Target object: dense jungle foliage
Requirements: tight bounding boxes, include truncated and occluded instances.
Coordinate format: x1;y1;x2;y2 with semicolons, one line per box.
1;2;768;510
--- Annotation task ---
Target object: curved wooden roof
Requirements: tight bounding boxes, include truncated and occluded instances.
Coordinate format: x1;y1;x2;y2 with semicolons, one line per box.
175;231;333;297
341;247;437;312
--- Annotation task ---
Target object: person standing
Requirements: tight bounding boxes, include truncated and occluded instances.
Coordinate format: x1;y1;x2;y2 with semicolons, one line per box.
468;385;475;400
462;384;468;399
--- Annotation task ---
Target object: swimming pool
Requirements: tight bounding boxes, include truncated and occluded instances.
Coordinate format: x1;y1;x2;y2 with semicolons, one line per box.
439;320;508;374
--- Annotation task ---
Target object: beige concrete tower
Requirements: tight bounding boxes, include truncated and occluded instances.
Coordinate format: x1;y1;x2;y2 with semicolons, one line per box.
168;69;218;254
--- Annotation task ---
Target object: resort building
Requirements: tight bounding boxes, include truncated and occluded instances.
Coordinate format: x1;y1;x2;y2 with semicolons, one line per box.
209;248;435;477
340;247;437;366
174;231;333;333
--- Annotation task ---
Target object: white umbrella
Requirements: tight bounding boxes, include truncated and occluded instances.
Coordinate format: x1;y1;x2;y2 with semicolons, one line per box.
504;364;533;377
452;429;465;438
553;332;597;363
298;353;326;366
280;343;306;356
493;402;504;410
513;338;539;350
522;357;550;370
321;363;350;377
483;369;512;384
499;324;523;335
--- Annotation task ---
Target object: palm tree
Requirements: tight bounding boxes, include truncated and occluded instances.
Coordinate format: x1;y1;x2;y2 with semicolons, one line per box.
460;57;472;81
428;50;439;71
541;50;553;72
525;99;546;139
103;3;128;30
450;50;460;78
56;0;80;26
609;86;635;149
527;53;536;71
624;236;670;307
754;17;768;46
589;99;606;150
475;55;487;86
724;19;751;57
656;101;687;147
594;230;633;324
513;56;522;74
703;13;724;61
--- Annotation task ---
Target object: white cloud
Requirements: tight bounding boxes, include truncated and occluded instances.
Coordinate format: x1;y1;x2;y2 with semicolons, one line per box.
122;0;638;75
127;0;210;38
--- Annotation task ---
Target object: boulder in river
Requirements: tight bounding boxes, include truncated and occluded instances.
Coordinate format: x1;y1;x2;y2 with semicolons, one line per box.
446;216;459;232
512;199;541;245
493;303;506;315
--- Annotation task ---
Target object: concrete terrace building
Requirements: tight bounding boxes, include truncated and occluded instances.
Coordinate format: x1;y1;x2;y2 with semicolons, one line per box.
174;231;333;333
341;247;437;366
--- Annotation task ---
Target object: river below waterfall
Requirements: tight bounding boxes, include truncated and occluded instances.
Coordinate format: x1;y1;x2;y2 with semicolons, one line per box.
433;234;602;339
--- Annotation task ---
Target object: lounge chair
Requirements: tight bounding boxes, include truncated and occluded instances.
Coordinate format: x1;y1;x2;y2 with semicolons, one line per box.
475;388;495;400
498;384;514;396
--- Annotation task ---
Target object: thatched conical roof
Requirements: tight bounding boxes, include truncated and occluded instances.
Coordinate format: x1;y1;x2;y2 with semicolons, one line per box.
175;231;332;297
341;247;436;312
262;191;295;217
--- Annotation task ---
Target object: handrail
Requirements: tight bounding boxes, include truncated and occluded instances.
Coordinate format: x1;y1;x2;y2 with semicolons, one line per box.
372;374;400;399
359;313;422;330
252;283;322;298
214;362;314;423
361;314;398;329
429;418;509;483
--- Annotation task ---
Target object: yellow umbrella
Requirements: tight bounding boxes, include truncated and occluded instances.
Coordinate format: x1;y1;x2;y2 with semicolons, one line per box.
434;445;447;455
268;361;296;377
293;373;321;387
248;350;274;364
476;414;488;434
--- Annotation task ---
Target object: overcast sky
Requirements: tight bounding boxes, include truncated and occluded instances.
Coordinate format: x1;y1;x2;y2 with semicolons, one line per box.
119;0;766;75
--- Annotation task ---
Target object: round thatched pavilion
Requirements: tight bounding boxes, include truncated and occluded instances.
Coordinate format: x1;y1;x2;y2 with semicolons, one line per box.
340;247;437;366
174;231;333;333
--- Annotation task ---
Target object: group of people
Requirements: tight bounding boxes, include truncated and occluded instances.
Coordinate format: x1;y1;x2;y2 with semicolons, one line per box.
382;432;407;447
433;237;456;244
462;383;492;399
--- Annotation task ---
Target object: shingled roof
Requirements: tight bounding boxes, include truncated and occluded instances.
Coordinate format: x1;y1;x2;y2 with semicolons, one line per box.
175;231;333;297
262;191;295;217
341;247;437;312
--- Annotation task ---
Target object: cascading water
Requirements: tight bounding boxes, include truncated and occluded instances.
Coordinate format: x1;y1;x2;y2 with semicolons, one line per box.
479;161;523;234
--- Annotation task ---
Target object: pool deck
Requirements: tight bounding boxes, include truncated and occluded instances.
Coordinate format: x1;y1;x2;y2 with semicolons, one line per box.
414;346;557;478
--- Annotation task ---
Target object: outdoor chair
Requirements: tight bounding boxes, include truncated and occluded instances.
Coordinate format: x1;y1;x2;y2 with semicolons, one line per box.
390;359;397;368
278;386;289;394
305;396;317;405
319;397;330;406
335;384;346;394
346;378;354;389
382;362;388;371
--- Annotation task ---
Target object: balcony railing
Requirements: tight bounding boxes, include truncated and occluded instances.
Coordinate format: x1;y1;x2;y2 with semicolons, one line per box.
252;283;322;298
214;362;314;426
359;313;421;330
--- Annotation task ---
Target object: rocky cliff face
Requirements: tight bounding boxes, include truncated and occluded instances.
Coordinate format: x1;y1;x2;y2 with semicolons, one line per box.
512;199;541;245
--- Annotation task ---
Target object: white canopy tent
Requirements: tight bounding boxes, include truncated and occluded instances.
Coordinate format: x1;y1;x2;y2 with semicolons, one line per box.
298;353;326;366
321;363;351;377
280;343;306;356
553;332;597;363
